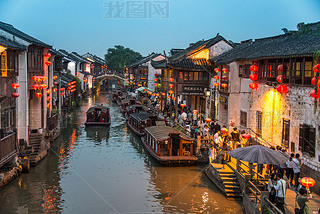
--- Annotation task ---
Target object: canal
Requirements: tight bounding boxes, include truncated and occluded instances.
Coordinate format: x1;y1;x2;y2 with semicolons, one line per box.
0;93;243;213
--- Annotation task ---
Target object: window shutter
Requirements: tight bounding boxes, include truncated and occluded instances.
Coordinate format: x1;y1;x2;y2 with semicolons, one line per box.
309;127;316;157
299;124;304;151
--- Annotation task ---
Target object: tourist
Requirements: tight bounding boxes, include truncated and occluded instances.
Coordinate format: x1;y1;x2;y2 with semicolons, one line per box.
274;173;287;213
230;127;240;149
267;173;277;203
293;153;302;192
202;124;210;144
181;111;187;126
296;186;312;214
286;153;295;185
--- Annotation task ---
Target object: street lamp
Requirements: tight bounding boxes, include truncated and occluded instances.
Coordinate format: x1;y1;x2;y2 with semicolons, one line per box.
205;90;211;97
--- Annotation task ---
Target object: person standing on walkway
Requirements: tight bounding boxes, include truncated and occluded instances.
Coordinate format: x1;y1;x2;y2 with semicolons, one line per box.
267;173;277;204
286;153;295;185
274;173;287;213
296;186;312;214
293;153;302;192
230;127;240;149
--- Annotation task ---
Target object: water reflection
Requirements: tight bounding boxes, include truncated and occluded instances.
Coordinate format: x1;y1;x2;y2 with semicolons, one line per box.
85;127;110;144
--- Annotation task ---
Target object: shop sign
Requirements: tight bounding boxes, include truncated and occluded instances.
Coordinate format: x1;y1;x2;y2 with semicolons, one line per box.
182;86;204;95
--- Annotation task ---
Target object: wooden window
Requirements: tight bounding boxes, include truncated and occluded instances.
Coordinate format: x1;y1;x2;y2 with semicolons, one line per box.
299;124;316;157
239;64;250;78
193;72;199;81
240;111;247;127
281;119;290;148
183;71;188;81
304;58;313;85
256;111;262;136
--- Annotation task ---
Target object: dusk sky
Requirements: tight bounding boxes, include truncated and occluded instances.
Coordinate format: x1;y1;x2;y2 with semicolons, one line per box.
0;0;319;58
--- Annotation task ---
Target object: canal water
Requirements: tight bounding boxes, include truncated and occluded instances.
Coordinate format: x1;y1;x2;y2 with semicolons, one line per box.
0;93;243;214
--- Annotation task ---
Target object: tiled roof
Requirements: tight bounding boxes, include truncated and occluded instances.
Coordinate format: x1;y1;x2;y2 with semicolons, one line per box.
0;21;51;48
0;35;26;50
82;52;105;65
49;49;64;57
128;53;161;67
211;21;320;64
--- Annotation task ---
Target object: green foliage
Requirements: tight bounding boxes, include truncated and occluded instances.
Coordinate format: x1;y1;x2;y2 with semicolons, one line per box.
104;45;143;73
314;50;320;63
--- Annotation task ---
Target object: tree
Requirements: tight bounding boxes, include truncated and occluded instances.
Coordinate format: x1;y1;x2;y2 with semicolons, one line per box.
104;45;143;73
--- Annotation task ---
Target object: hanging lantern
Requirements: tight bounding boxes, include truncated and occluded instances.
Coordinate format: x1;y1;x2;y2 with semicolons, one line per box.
241;134;251;140
249;73;258;81
169;84;174;88
311;77;317;85
310;90;316;98
47;104;51;108
154;78;158;82
35;92;42;98
168;90;174;94
276;85;288;94
53;75;57;80
53;88;58;92
276;75;283;83
312;64;320;73
32;84;39;90
250;64;258;72
46;97;51;101
167;95;171;99
277;64;283;72
45;53;51;58
46;89;50;95
169;78;174;82
53;82;58;85
138;84;141;87
60;88;65;92
214;75;220;80
249;82;258;90
214;83;219;87
11;83;20;89
154;73;158;77
60;92;65;96
45;61;51;66
41;84;47;89
161;92;165;96
205;118;212;123
317;79;320;87
172;97;176;101
214;68;220;73
221;128;228;134
300;177;316;188
180;103;185;108
143;89;147;92
156;93;160;96
222;68;228;73
154;83;158;87
221;83;228;88
11;93;19;98
32;76;39;81
222;76;228;80
193;110;198;114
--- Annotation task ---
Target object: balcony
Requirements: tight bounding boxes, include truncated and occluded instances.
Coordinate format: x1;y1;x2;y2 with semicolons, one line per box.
0;132;17;167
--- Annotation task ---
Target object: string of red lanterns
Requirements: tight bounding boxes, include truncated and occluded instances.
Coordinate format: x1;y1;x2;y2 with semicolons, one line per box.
249;64;259;90
310;64;320;99
11;82;20;99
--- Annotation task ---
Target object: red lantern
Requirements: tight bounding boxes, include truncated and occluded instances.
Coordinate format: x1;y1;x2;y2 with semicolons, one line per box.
167;95;171;99
222;76;228;80
41;84;47;89
276;85;288;94
172;97;176;101
11;93;19;98
214;83;219;87
53;75;57;80
53;88;58;92
161;92;166;96
276;75;283;83
193;110;198;114
46;97;51;101
32;76;39;81
249;82;258;89
47;104;51;108
168;90;173;94
310;90;316;98
45;53;51;58
300;177;316;188
221;83;228;88
169;78;174;82
154;83;158;87
143;89;147;92
214;75;220;80
221;128;228;134
250;73;258;81
154;73;158;77
60;92;65;96
180;103;185;108
169;84;174;88
154;78;158;82
318;79;320;87
205;118;212;123
45;61;51;66
250;64;258;72
311;77;317;85
60;88;65;92
241;134;251;140
11;83;20;89
312;64;320;73
53;82;58;85
214;68;220;73
222;68;228;73
46;89;50;95
277;64;283;72
32;84;39;90
35;92;42;98
156;93;160;96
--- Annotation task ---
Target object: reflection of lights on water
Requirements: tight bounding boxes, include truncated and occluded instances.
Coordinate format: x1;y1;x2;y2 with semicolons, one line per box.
58;129;77;171
202;192;209;203
41;185;59;213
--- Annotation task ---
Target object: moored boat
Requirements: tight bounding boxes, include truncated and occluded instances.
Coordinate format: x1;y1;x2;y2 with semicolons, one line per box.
141;126;197;166
126;112;158;136
119;99;141;113
125;105;149;120
85;105;111;126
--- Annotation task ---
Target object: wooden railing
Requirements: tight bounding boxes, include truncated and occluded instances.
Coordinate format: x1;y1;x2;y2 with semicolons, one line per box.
0;132;17;167
261;196;284;214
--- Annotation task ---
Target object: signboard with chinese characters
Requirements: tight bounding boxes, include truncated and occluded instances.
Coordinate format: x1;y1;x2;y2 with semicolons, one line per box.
182;86;204;95
220;95;228;104
1;51;7;77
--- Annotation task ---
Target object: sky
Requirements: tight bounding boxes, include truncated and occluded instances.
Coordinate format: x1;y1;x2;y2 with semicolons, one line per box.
0;0;319;59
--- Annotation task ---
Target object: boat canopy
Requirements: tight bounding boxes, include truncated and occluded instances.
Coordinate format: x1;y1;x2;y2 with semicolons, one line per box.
130;112;150;121
126;105;148;112
86;106;109;113
145;126;193;141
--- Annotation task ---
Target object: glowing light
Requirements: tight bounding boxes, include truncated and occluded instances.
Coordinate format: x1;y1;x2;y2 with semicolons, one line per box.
154;73;158;77
278;64;283;72
310;90;316;98
60;92;65;96
45;61;51;66
191;49;209;60
154;78;158;82
221;83;228;88
169;78;174;82
276;75;283;83
250;64;258;72
241;134;251;140
214;75;220;80
214;68;220;73
214;83;219;87
193;110;198;114
168;90;173;94
205;118;212;123
300;177;316;188
249;82;258;89
35;93;42;98
222;68;228;73
180;103;185;108
169;84;174;88
313;64;320;73
11;93;19;98
53;75;57;80
154;83;158;87
60;88;65;92
276;85;288;94
11;83;20;89
172;96;176;100
250;73;258;81
45;53;51;58
53;88;58;92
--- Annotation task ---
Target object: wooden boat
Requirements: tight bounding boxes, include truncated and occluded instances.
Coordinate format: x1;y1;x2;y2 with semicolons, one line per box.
85;105;111;126
125;105;149;120
126;112;158;136
119;99;141;113
141;126;198;166
112;90;123;103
